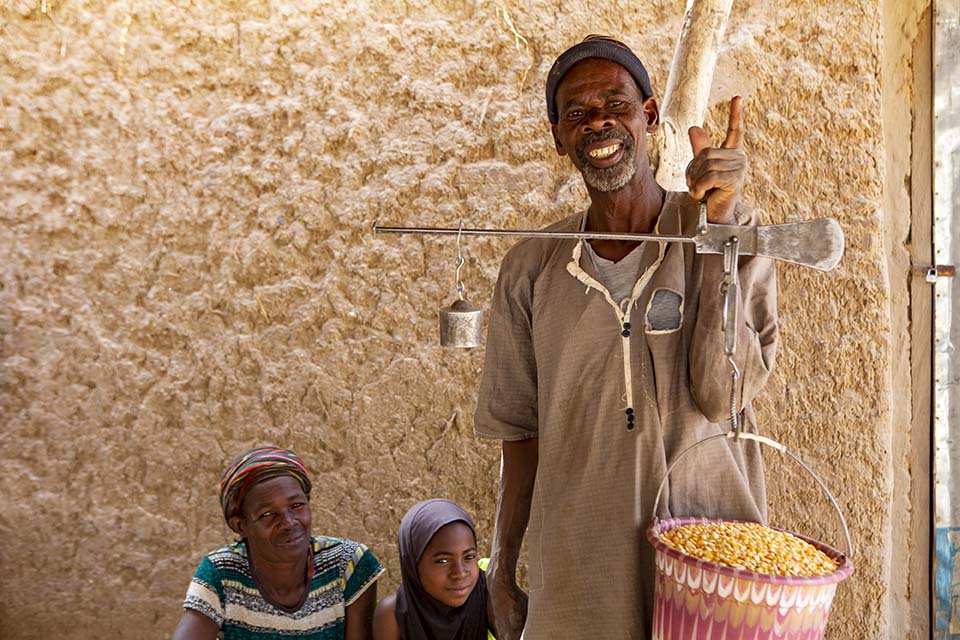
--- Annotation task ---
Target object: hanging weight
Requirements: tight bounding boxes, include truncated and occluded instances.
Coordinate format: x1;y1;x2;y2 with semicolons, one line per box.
436;220;484;348
439;298;484;348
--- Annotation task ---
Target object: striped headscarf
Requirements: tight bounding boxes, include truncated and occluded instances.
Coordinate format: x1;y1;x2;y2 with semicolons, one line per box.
218;446;312;523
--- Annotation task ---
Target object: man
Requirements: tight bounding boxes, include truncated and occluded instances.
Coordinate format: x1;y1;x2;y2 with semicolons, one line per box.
473;36;778;639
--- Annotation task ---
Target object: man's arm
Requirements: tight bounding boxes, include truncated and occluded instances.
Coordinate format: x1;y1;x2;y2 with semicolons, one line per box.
486;437;538;640
689;240;778;422
686;97;778;421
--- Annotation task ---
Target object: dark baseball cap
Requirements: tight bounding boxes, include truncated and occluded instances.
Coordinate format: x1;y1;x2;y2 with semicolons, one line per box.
545;35;654;124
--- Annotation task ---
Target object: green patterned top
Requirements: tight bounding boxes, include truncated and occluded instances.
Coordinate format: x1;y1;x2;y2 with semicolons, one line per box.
184;536;383;639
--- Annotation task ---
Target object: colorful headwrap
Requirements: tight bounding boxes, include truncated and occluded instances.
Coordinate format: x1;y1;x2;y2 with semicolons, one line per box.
218;446;312;522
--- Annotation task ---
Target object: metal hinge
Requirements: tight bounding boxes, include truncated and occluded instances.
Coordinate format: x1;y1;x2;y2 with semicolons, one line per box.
916;264;957;283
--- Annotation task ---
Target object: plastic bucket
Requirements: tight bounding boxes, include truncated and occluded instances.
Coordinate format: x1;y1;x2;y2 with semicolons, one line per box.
647;517;853;639
646;432;855;639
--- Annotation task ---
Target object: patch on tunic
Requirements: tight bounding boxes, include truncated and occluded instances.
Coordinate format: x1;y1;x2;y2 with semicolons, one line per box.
646;288;682;331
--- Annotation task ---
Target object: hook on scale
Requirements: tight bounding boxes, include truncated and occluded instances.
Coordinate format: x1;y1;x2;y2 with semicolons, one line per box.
438;220;484;348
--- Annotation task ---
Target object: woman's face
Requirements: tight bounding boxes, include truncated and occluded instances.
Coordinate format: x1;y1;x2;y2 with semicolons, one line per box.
230;475;312;563
416;521;479;607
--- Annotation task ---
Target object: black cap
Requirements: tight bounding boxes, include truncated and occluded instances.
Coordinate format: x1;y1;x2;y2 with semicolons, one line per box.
545;35;654;124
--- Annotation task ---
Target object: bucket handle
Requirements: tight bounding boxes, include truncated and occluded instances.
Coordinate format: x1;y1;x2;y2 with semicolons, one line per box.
650;431;854;559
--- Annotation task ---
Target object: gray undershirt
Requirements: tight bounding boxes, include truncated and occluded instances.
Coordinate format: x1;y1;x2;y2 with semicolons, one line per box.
583;240;646;305
584;240;683;331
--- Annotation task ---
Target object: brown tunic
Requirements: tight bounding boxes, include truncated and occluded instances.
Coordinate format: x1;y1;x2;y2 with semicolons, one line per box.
474;192;779;639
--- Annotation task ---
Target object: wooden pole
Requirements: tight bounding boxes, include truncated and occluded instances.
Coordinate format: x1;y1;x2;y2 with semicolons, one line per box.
654;0;735;190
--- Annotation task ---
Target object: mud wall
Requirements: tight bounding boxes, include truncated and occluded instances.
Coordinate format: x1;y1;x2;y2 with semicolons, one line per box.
0;1;895;637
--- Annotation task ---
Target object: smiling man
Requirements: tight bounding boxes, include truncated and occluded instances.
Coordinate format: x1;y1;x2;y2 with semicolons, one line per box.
474;36;779;639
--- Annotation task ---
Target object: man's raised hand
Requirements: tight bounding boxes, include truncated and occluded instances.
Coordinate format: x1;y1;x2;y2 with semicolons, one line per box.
686;96;748;224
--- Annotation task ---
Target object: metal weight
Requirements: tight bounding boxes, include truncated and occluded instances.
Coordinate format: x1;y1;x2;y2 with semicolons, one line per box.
438;220;484;348
439;298;484;348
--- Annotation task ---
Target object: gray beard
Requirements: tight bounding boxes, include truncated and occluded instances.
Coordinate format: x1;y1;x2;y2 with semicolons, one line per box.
575;130;638;192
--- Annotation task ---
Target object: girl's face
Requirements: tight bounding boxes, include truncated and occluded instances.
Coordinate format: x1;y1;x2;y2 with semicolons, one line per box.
416;521;479;607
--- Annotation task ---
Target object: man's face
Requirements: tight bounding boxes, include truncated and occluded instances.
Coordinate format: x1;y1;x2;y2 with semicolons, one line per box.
230;475;312;563
551;58;658;192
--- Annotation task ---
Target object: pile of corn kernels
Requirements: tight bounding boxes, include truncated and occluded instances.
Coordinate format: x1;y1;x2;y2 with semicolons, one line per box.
659;521;840;577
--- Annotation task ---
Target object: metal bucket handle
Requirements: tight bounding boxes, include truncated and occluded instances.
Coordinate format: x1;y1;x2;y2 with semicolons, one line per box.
650;431;854;559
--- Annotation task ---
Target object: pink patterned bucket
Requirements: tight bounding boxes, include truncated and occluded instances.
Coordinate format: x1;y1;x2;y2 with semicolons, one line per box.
646;517;854;640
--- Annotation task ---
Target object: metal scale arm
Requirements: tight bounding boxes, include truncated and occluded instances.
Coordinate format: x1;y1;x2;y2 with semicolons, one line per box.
373;204;845;272
374;204;844;352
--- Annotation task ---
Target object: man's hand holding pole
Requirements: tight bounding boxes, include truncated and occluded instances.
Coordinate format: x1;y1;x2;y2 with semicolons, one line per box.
686;96;748;224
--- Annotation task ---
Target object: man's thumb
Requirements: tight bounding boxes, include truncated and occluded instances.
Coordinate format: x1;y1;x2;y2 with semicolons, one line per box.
688;126;709;158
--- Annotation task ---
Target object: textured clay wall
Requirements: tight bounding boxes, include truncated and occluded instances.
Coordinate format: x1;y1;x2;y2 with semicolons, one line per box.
0;1;891;638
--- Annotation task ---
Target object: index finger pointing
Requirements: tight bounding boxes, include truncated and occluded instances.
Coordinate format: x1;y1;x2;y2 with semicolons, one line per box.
722;95;743;149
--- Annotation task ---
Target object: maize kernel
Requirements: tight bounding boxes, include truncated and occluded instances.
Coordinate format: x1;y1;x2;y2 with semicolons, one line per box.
659;521;840;577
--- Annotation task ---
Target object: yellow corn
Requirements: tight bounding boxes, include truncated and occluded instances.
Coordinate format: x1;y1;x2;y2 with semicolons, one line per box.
659;522;839;577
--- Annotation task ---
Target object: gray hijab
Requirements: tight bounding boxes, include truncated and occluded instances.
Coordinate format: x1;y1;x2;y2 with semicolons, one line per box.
395;499;489;640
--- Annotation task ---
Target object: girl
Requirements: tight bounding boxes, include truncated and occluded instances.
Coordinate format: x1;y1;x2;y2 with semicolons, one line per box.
374;499;493;640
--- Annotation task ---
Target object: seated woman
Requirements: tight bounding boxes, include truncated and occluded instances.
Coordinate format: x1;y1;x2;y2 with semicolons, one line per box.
373;499;493;640
172;446;383;640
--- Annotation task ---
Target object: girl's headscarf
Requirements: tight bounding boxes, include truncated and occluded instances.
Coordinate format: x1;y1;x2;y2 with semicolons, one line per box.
396;499;489;640
218;445;312;523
